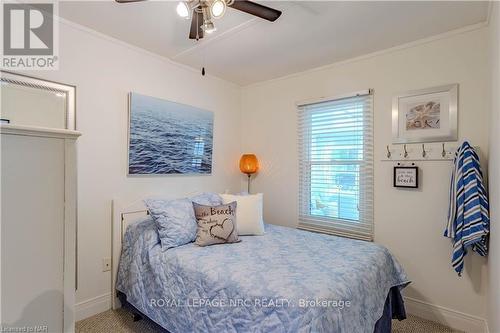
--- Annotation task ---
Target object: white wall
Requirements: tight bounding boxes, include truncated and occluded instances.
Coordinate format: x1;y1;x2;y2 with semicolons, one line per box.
241;27;490;330
488;3;500;332
23;20;242;317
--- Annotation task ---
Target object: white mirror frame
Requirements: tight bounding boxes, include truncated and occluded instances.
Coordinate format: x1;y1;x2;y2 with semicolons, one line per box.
0;70;76;130
392;84;458;144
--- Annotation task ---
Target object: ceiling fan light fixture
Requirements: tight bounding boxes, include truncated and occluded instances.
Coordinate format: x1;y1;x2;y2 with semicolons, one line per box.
115;0;282;40
210;0;226;19
202;20;216;34
176;1;191;19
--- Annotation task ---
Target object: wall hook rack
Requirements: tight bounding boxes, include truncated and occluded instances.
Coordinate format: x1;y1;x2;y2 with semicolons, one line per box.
381;143;480;162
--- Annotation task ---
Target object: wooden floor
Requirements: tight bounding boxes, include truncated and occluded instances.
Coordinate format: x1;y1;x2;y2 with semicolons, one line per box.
76;308;464;333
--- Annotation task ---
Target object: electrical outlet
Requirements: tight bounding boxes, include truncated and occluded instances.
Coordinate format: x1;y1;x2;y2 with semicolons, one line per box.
102;258;111;272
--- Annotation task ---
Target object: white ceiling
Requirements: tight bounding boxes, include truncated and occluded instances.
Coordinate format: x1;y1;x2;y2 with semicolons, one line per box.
60;1;489;85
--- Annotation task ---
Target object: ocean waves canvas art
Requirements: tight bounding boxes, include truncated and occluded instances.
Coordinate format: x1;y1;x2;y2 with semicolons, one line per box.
128;93;213;175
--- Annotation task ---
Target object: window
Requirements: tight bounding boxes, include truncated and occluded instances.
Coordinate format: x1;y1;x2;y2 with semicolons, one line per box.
298;91;374;241
192;137;205;168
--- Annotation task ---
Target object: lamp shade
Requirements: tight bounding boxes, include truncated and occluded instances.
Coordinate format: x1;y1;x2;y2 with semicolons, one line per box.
239;154;259;175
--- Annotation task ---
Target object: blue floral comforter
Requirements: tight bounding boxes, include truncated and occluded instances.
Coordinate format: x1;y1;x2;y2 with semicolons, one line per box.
116;218;409;333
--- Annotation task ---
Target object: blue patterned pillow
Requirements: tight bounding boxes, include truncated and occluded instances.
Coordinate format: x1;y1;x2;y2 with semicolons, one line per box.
144;193;222;250
191;192;223;206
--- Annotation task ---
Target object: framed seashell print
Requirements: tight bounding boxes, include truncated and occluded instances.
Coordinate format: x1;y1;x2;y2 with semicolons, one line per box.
392;84;458;143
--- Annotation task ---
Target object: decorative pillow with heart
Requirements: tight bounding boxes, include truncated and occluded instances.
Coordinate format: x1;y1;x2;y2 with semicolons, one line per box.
193;201;240;247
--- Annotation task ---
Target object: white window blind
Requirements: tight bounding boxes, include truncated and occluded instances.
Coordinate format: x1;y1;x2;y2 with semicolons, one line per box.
297;91;374;241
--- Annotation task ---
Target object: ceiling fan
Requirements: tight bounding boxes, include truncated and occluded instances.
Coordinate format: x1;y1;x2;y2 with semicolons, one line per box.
115;0;282;40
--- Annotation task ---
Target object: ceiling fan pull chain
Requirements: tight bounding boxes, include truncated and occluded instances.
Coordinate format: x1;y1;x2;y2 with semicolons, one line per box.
196;10;200;41
196;10;205;76
202;42;207;76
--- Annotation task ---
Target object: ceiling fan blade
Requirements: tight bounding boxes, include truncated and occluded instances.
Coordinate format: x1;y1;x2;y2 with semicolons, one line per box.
229;0;281;22
115;0;147;3
189;10;204;40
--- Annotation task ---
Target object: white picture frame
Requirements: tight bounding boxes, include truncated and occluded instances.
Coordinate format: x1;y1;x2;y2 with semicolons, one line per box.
1;70;76;130
392;84;458;143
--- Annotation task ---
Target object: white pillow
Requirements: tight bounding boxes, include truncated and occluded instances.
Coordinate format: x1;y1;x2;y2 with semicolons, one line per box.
220;193;265;236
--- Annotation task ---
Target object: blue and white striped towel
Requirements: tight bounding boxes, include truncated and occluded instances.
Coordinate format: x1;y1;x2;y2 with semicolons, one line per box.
444;141;489;275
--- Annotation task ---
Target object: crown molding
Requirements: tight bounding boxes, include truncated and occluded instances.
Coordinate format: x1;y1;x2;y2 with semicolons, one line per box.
56;7;489;89
244;21;489;89
56;16;240;88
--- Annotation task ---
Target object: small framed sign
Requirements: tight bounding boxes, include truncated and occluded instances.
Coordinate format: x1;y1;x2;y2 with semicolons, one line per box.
394;166;419;188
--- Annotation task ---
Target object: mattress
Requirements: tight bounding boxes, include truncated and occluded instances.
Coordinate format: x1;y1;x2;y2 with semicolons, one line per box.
116;218;409;333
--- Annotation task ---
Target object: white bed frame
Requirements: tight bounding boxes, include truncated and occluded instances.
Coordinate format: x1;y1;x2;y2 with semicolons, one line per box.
112;198;149;309
111;192;203;310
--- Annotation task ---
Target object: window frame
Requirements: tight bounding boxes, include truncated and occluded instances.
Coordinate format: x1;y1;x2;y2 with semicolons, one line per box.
297;90;374;241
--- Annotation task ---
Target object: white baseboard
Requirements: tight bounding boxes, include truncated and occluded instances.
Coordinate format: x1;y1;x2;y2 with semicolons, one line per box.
75;293;111;321
404;296;488;333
